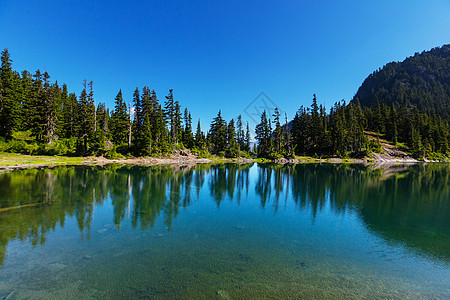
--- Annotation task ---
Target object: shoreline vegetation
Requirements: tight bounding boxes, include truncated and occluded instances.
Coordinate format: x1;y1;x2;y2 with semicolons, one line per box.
0;46;449;165
1;149;447;173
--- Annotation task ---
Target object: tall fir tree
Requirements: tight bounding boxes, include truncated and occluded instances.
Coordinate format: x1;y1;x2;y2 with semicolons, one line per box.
227;118;238;157
183;108;194;148
110;89;129;146
255;110;272;157
272;108;283;155
0;49;20;137
209;110;228;153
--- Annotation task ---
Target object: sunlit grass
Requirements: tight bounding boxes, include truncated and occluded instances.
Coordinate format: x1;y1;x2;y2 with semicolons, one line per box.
0;152;86;167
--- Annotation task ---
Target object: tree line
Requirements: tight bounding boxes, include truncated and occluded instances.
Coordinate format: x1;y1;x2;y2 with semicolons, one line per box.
1;48;449;159
0;49;252;158
254;94;449;159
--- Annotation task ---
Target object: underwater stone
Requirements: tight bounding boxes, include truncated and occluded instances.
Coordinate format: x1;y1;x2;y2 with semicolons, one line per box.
295;260;307;268
238;253;252;262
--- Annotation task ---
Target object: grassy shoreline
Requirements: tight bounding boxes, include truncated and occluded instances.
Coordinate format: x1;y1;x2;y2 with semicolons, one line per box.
2;152;443;173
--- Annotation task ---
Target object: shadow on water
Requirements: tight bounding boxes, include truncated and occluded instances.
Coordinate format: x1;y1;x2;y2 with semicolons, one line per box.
0;163;448;266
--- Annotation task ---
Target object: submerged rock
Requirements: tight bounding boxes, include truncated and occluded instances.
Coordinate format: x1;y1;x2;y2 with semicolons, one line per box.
238;253;252;262
295;260;307;268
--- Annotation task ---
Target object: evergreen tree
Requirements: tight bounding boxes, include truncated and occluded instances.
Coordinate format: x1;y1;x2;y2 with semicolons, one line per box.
164;89;176;145
244;122;251;152
19;70;34;131
209;110;227;154
0;49;20;137
255;110;272;157
78;80;95;154
272;108;283;155
138;86;153;155
195;120;205;149
227;118;238;157
174;101;183;144
132;87;142;139
183;108;194;148
110;89;129;145
236;114;245;151
284;113;292;157
96;102;108;145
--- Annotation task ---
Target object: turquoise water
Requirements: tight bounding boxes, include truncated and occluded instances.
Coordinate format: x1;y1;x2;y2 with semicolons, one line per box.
0;163;449;299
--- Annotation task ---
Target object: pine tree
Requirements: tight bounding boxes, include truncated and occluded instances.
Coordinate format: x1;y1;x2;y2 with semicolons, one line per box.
30;70;45;142
132;87;142;136
174;101;183;144
0;49;20;137
19;70;34;131
42;71;57;143
244;122;251;152
195;120;205;149
227;118;238;157
183;108;194;148
96;102;108;145
272;108;283;155
209;110;228;154
284;113;292;157
255;110;272;157
291;106;307;154
138;86;153;155
78;80;95;154
307;94;323;154
236;114;245;151
164;89;176;145
110;89;129;146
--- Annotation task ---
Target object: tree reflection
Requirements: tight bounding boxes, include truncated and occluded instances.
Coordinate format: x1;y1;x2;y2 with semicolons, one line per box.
0;162;448;265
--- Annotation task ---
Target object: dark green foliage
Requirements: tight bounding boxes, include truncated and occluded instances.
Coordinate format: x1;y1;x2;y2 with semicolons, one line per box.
255;110;272;157
0;48;446;160
209;110;228;154
77;80;96;154
110;89;129;146
353;44;450;120
183;108;194;149
96;102;109;146
226;119;238;157
288;95;449;159
244;122;251;153
272;108;283;155
0;49;20;137
194;120;206;149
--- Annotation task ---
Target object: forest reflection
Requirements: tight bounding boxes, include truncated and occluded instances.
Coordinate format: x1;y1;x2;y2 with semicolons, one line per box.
0;163;448;265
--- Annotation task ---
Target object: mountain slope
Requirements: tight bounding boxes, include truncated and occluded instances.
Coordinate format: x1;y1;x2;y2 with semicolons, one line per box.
352;44;450;119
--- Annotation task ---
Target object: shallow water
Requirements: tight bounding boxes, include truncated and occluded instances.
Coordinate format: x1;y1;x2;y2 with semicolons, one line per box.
0;163;449;299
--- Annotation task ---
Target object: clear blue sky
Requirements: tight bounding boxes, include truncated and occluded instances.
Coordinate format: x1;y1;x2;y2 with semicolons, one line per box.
1;0;449;132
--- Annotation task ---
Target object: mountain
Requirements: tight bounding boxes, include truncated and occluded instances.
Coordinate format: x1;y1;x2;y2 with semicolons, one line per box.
352;44;450;119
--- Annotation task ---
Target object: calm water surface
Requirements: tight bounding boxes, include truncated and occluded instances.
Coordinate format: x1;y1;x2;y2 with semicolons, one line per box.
0;163;449;299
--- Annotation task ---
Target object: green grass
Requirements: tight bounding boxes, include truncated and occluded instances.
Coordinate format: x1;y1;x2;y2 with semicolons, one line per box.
0;152;87;167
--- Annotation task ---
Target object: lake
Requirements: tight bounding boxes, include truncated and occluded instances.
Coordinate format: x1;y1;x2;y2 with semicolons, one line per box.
0;163;449;299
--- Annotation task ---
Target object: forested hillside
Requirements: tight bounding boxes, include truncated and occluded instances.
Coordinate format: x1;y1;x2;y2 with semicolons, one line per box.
0;48;449;160
353;44;450;119
0;49;251;158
